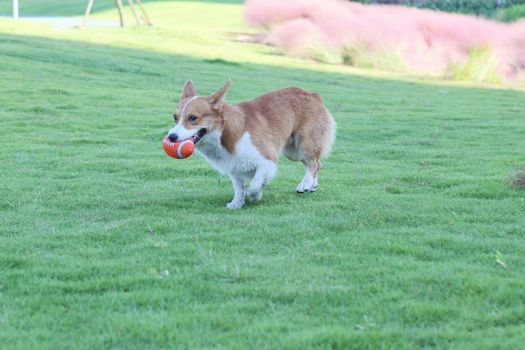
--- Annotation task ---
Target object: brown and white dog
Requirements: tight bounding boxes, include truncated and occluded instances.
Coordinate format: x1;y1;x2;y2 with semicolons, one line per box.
167;80;336;209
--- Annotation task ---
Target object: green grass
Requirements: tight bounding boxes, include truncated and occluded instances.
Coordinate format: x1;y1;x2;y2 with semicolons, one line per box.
0;0;238;16
0;0;127;16
1;1;525;349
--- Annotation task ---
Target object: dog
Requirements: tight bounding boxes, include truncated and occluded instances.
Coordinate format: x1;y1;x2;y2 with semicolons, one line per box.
167;80;336;209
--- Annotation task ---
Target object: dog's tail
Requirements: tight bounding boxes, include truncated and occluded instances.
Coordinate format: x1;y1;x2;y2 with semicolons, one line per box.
320;107;336;158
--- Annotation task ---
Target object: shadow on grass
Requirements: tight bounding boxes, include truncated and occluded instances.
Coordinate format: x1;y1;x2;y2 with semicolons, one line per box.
3;32;510;98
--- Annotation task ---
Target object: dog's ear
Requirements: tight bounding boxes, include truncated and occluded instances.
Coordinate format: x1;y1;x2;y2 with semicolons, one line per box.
181;80;196;101
210;79;231;111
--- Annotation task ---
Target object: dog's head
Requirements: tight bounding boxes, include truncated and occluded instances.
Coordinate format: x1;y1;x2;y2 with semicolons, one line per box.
167;80;230;144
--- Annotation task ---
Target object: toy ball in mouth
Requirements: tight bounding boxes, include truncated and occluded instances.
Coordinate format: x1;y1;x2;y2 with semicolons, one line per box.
162;136;194;159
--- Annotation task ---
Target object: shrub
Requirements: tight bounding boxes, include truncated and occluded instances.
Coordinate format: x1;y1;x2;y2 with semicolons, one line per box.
451;47;501;83
497;3;525;22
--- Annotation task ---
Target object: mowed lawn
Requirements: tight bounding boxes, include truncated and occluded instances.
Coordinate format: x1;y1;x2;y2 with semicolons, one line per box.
1;1;525;349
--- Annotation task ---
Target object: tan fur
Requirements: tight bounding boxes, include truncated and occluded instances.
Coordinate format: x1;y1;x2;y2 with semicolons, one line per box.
175;83;335;168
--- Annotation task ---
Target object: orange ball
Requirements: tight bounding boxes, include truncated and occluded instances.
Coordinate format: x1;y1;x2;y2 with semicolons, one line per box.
163;136;195;159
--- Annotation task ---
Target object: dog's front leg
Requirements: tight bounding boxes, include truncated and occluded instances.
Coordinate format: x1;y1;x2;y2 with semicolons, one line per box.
226;176;245;209
247;162;277;203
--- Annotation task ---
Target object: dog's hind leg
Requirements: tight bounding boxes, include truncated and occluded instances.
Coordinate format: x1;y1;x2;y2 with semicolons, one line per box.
227;176;245;209
286;136;320;193
247;161;277;203
296;106;335;193
296;157;320;193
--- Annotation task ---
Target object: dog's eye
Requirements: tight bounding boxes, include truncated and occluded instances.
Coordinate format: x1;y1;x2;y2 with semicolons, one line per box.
188;115;198;122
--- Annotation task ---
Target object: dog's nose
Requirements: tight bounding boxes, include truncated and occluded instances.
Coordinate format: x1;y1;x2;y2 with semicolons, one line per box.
168;133;178;142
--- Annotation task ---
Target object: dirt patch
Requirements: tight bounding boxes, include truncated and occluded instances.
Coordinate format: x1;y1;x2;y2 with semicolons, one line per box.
511;168;525;187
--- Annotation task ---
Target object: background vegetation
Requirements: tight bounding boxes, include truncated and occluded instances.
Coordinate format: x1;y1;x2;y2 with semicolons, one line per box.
497;3;525;21
246;0;525;84
354;0;525;17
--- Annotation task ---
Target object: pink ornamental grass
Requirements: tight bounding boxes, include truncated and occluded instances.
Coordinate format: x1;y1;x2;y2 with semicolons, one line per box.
245;0;525;82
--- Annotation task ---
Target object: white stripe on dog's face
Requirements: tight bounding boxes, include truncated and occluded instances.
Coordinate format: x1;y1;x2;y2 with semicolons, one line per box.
168;96;200;140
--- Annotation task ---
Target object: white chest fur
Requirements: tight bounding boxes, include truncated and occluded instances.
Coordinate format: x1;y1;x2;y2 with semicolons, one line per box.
196;131;270;180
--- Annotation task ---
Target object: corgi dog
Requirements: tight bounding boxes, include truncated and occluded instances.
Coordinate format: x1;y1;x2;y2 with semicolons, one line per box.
167;80;336;209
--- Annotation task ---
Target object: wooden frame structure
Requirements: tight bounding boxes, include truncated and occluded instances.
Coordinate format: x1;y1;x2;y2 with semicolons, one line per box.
83;0;152;27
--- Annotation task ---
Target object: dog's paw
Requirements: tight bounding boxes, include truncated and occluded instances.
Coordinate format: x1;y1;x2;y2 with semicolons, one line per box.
247;190;262;203
226;200;244;209
296;180;317;193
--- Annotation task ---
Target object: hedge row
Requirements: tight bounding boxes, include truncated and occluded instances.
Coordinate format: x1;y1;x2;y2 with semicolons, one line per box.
353;0;525;17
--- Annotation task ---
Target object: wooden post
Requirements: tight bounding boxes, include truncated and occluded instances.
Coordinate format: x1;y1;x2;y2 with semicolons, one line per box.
83;0;95;27
13;0;19;19
127;0;141;26
115;0;125;27
135;0;152;26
